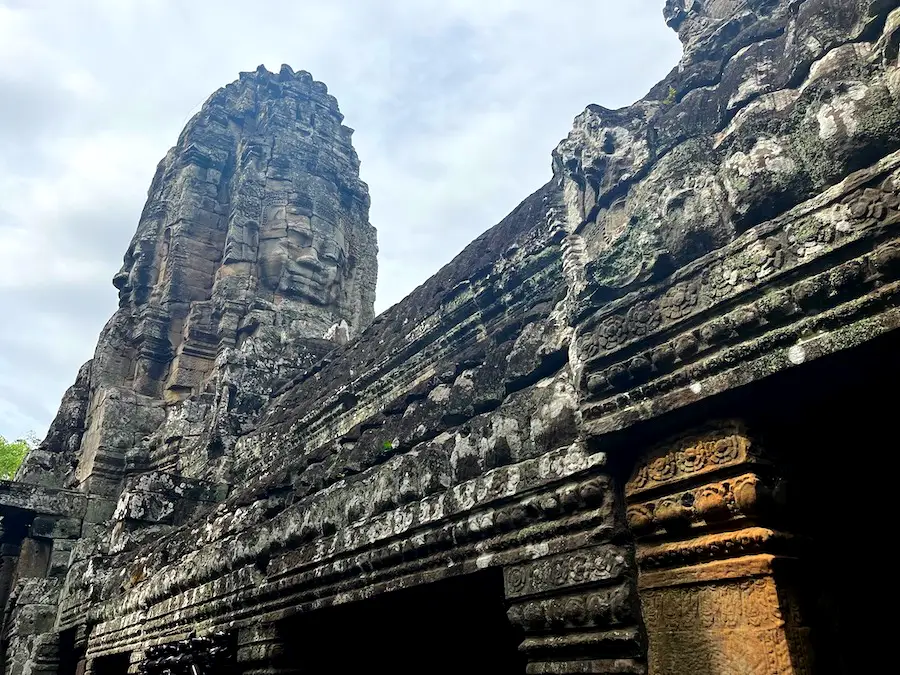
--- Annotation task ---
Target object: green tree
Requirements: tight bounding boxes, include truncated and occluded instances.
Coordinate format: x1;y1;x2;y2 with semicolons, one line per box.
0;435;31;480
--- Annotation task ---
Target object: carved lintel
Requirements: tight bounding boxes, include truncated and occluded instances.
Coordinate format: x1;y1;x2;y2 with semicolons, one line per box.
636;526;795;570
504;544;646;675
625;421;762;499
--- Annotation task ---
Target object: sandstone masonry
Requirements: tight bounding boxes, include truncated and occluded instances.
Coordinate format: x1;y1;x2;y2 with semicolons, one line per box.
2;2;898;673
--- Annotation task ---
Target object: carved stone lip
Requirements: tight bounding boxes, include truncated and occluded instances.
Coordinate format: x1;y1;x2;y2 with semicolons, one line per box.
279;275;330;305
283;292;329;306
283;266;329;288
289;256;333;273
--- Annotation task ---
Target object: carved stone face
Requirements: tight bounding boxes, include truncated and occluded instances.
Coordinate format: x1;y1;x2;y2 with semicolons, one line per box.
258;200;348;306
664;0;767;32
113;239;157;306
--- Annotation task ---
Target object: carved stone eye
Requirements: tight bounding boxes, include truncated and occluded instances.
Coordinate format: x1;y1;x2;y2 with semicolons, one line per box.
320;243;344;265
286;228;313;248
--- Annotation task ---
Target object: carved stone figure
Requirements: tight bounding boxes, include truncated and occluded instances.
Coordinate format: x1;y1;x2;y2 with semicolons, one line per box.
3;2;899;674
258;197;348;307
14;64;378;495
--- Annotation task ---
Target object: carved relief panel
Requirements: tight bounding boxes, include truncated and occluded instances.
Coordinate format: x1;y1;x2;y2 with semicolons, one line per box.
503;544;645;674
625;422;811;675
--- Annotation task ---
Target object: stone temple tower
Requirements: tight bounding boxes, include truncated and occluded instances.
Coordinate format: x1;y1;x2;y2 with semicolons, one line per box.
17;64;378;494
4;3;900;672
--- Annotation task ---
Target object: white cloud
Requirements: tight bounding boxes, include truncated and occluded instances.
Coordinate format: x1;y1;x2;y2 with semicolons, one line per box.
0;0;681;440
0;131;162;290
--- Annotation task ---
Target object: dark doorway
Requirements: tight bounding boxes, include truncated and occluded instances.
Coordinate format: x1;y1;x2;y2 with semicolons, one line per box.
739;330;895;675
57;629;84;675
606;327;895;675
93;652;131;675
282;569;524;673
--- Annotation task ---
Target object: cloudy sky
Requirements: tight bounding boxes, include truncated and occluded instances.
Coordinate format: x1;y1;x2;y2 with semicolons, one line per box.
0;0;680;442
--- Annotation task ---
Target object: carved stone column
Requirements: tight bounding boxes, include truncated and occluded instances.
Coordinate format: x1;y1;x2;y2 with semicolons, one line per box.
25;632;59;675
0;542;20;614
624;422;811;675
70;625;89;675
503;544;645;674
236;624;299;675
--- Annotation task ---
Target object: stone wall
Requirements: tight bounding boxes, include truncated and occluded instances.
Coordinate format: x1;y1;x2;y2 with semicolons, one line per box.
3;1;900;673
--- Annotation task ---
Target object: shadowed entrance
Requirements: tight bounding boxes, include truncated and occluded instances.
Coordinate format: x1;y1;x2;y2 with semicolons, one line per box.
747;330;896;674
282;569;524;673
92;652;130;675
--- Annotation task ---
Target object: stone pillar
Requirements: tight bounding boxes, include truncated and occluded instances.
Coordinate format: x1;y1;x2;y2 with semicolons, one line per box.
16;537;52;580
503;544;645;674
624;422;811;675
236;624;300;675
27;632;60;675
0;543;21;612
1;578;62;675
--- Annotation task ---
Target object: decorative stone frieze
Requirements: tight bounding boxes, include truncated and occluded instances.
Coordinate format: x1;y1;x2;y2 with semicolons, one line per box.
624;423;810;675
234;625;299;675
4;1;900;672
503;545;645;674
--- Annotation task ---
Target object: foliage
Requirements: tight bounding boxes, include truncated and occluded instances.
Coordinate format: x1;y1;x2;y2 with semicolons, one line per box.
663;86;678;105
0;435;32;480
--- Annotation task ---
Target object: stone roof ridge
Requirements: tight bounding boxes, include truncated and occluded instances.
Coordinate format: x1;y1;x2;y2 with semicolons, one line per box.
172;63;351;155
234;63;337;102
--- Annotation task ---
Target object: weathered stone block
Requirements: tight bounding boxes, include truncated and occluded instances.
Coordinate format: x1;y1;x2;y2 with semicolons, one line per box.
11;603;57;636
83;496;117;524
48;540;75;577
31;516;82;540
17;538;52;579
12;578;61;606
5;3;899;673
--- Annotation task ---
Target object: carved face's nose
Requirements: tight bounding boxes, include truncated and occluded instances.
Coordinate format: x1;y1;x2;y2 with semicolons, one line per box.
293;248;321;267
112;267;130;291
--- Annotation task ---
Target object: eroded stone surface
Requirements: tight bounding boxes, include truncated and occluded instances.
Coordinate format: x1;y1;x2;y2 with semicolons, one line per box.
16;65;377;499
3;2;900;674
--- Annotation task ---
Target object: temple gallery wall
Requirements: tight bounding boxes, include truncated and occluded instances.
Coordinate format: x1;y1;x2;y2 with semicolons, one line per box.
1;0;898;673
